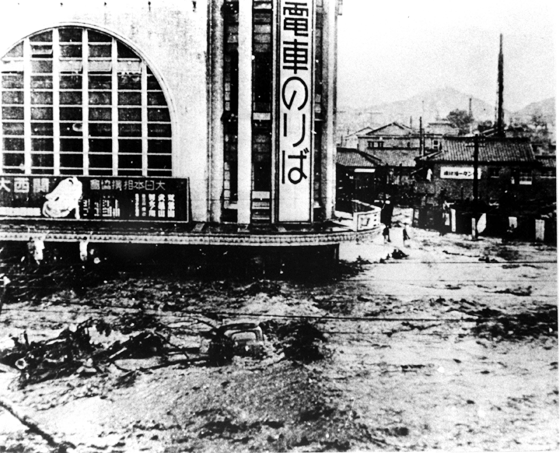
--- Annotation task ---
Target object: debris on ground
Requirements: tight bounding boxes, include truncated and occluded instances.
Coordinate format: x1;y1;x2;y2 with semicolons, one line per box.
0;211;557;452
494;286;533;296
468;305;557;340
112;311;169;335
0;318;113;386
272;321;331;363
0;314;187;386
391;248;408;259
0;314;276;385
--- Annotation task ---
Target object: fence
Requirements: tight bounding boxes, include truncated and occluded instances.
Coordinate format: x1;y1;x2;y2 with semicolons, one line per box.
412;206;556;244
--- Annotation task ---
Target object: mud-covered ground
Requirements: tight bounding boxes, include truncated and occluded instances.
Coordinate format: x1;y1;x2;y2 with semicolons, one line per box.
0;209;558;452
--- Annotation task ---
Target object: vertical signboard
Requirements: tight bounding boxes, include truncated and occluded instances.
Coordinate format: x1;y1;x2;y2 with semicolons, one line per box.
277;0;314;222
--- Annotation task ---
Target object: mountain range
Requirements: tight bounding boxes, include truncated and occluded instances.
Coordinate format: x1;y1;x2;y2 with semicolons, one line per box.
337;87;555;138
513;97;556;124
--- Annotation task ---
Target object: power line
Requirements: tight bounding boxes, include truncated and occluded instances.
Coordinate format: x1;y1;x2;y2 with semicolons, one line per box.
1;304;555;324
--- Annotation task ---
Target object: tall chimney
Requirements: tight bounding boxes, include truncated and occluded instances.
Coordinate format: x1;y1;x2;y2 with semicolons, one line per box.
496;34;505;137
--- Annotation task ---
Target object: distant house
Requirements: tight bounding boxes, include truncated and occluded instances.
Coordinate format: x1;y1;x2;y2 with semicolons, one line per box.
356;121;446;153
353;122;432;202
357;122;418;151
362;149;419;191
426;120;459;136
336;148;381;212
415;137;547;209
339;126;374;149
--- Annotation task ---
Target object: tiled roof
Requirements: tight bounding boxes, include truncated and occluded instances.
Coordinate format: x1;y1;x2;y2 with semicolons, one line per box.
336;148;380;168
346;126;373;138
426;122;459;135
363;149;419;167
537;156;556;168
426;138;535;163
364;122;417;137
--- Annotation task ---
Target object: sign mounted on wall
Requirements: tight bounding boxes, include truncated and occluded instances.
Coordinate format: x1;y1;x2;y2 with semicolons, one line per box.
0;175;189;222
354;208;381;232
440;167;482;180
277;0;315;222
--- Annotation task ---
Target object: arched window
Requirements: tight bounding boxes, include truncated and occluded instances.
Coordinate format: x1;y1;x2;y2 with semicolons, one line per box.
1;27;172;177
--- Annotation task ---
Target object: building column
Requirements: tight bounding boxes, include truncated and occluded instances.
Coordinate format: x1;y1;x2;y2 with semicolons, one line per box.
209;0;225;222
320;0;336;219
237;0;253;224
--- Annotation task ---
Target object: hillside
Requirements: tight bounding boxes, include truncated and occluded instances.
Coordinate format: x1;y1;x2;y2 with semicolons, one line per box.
337;87;504;139
513;97;556;125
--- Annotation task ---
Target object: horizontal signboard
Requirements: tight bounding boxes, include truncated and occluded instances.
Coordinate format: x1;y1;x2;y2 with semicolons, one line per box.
0;175;189;222
440;167;482;180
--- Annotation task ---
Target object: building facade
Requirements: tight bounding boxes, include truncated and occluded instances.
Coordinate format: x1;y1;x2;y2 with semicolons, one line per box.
414;137;552;208
335;147;379;211
356;122;443;153
0;0;371;247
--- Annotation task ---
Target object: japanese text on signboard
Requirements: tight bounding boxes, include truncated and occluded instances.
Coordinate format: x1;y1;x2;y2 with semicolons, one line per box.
440;167;482;180
278;0;314;222
0;176;188;222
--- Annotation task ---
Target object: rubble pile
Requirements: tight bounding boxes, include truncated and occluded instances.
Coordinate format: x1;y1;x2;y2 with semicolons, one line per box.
0;318;113;386
469;305;558;340
0;311;193;387
0;309;336;388
272;321;331;363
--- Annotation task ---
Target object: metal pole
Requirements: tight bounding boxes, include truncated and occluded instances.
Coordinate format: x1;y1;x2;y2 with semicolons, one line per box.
473;134;479;210
472;134;479;239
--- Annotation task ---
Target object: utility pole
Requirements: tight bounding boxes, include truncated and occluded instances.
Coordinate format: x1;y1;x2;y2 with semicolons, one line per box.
473;133;479;211
472;133;480;239
419;117;424;156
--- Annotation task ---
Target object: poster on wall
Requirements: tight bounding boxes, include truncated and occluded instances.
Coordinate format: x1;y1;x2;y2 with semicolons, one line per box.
0;175;189;222
277;0;314;222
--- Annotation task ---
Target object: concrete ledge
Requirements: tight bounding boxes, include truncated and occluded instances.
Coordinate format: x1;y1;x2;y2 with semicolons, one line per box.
0;220;381;247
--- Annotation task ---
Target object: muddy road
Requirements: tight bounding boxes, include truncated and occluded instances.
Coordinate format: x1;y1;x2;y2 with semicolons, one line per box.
0;210;557;452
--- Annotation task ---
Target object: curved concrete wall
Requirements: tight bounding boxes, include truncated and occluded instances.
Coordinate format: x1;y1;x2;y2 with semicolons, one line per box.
0;0;209;221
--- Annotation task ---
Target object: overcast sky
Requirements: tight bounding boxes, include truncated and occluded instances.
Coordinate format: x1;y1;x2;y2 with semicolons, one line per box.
337;0;557;112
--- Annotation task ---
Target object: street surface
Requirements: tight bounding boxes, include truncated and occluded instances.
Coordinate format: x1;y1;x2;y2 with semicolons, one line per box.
0;208;557;452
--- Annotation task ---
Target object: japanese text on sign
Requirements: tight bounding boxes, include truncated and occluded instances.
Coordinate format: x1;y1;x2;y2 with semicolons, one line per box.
354;209;381;232
440;167;482;180
278;0;314;222
0;176;188;222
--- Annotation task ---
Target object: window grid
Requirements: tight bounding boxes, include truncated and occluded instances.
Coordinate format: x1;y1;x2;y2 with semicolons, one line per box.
251;1;272;195
223;1;239;204
0;27;172;177
52;29;61;175
81;27;89;175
